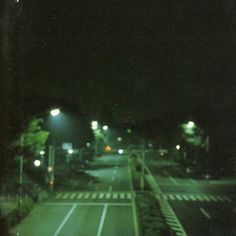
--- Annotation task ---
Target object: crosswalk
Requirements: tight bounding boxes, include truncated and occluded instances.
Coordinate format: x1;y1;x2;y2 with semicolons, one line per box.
54;192;134;201
155;193;232;203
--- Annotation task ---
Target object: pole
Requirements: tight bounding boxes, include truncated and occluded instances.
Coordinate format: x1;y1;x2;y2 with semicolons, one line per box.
140;139;145;191
19;135;23;204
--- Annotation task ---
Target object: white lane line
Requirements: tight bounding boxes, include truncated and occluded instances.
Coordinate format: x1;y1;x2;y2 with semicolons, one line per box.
96;204;108;236
108;185;113;191
163;171;178;185
200;208;211;219
53;204;77;236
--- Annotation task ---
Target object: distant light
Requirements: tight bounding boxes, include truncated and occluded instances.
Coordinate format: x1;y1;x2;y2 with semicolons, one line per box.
91;121;98;130
86;142;91;147
68;149;73;154
117;137;122;142
187;121;195;129
148;143;153;148
118;149;124;154
104;145;112;152
103;125;108;131
48;166;53;172
50;108;60;117
34;160;41;167
176;145;180;150
40;150;45;155
16;0;20;2
127;129;132;134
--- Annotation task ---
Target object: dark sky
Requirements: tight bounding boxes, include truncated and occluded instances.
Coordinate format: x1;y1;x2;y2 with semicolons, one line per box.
18;0;236;123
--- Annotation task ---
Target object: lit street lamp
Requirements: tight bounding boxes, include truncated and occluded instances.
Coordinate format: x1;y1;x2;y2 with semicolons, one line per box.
50;108;60;117
176;145;181;150
102;125;108;131
187;121;195;129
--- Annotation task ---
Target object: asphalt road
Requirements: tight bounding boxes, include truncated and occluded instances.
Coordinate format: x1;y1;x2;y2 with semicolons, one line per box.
10;154;138;236
146;157;236;236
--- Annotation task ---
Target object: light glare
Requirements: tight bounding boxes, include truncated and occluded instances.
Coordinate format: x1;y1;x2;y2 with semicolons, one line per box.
50;108;60;116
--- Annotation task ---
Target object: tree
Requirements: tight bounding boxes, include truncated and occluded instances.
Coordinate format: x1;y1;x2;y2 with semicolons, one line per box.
13;118;49;160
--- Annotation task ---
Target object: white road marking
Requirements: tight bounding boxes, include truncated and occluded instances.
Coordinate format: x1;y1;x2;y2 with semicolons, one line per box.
92;193;97;199
108;185;113;191
163;171;178;185
62;193;69;199
55;193;63;199
182;195;189;201
195;195;204;201
105;193;111;199
190;179;199;186
46;202;132;206
84;193;90;199
168;194;176;200
188;195;197;201
96;204;108;236
53;204;77;236
175;194;183;201
70;193;76;199
200;208;211;219
113;193;118;199
209;195;218;202
98;193;104;199
223;196;232;202
120;193;125;199
77;193;83;199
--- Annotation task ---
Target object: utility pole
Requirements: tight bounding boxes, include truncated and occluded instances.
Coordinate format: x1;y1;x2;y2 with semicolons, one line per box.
19;134;24;204
140;139;145;191
48;141;55;190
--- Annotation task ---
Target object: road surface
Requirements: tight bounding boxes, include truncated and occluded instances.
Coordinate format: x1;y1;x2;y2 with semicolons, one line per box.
146;157;236;236
10;154;138;236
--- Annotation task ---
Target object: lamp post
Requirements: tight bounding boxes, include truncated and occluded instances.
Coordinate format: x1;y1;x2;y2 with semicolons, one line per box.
48;108;61;190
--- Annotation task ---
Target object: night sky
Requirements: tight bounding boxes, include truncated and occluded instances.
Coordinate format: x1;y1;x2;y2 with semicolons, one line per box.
17;1;236;123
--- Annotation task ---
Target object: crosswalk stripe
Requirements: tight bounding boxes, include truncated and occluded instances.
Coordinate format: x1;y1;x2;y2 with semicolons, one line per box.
120;193;125;199
84;193;90;199
182;195;189;201
216;196;224;202
222;196;232;202
77;193;83;199
163;194;168;200
105;193;111;199
127;193;132;199
201;195;211;201
209;196;218;202
62;193;69;199
168;194;176;200
189;195;197;201
99;193;104;199
113;193;118;199
92;193;97;199
55;193;63;199
70;193;76;199
175;194;182;200
195;195;204;201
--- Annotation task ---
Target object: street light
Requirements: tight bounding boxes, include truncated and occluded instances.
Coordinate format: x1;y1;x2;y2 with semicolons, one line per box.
91;121;98;130
50;108;60;117
176;145;181;150
34;160;41;167
187;121;195;129
102;125;108;131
